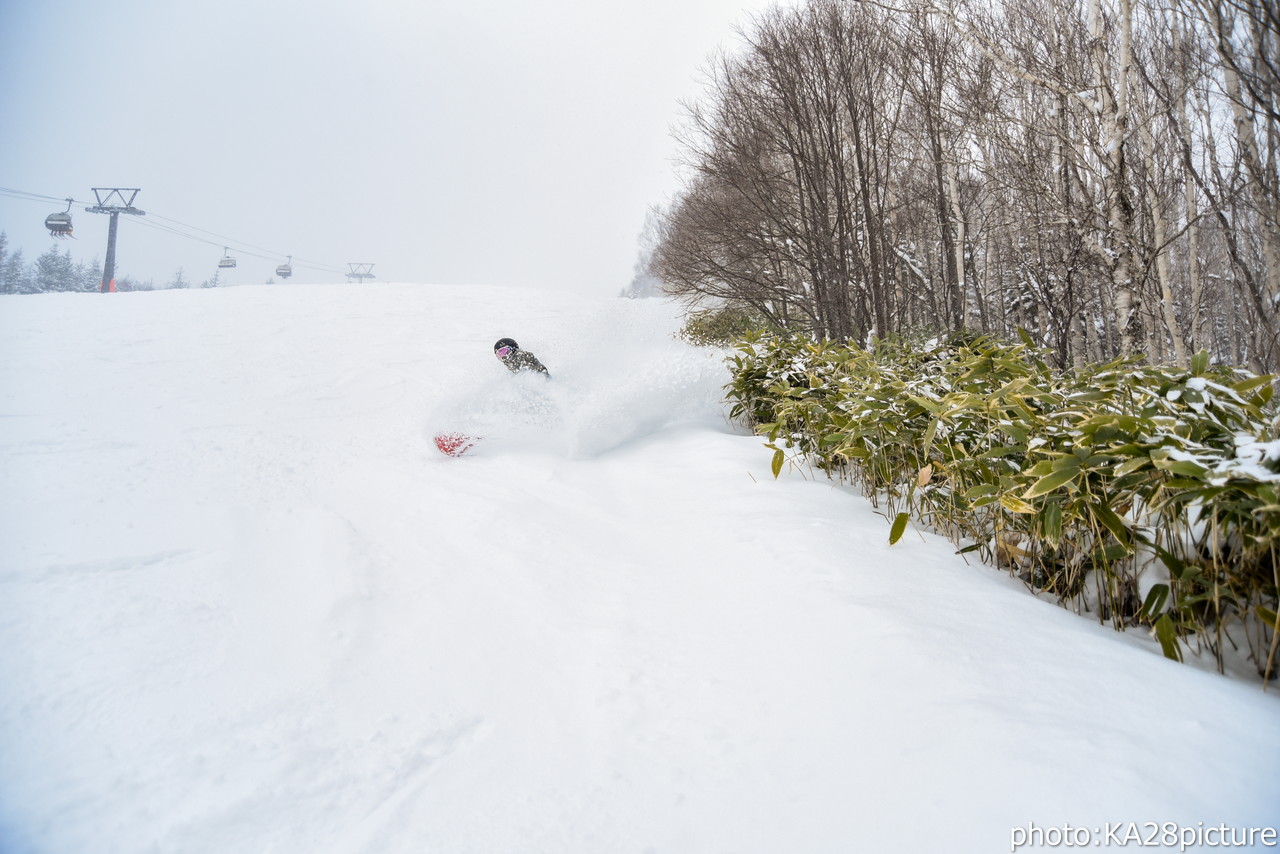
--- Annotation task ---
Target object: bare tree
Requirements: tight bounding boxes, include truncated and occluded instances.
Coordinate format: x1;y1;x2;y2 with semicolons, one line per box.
654;0;1280;368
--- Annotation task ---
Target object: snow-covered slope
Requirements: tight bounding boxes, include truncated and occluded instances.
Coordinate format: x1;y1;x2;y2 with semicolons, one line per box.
1;283;1276;854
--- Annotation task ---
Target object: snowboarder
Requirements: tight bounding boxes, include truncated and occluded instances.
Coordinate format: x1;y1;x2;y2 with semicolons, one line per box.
435;339;550;457
494;337;549;377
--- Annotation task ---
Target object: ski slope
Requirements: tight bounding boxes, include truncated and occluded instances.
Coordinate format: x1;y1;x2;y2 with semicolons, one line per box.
1;282;1277;854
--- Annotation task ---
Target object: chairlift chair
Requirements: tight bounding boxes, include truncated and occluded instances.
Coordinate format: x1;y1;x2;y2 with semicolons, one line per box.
275;256;293;279
45;199;74;238
218;247;237;269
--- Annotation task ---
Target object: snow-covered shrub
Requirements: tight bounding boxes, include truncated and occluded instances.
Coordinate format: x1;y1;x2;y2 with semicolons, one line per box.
677;306;771;348
726;333;1280;681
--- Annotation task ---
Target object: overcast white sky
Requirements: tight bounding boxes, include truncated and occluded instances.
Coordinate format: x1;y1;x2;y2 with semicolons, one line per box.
0;0;780;295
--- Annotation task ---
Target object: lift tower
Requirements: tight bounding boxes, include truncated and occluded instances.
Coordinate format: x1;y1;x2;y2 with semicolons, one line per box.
86;189;145;292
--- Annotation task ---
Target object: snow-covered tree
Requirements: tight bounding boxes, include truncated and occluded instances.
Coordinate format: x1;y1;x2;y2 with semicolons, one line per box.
0;232;9;295
621;206;668;299
3;246;29;294
655;0;1280;368
77;258;103;293
33;246;77;293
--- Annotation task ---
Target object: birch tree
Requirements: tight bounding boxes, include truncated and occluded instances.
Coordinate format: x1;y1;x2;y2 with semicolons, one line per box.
651;0;1280;368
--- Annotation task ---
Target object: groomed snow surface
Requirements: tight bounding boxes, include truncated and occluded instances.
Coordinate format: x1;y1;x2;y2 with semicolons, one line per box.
1;283;1277;854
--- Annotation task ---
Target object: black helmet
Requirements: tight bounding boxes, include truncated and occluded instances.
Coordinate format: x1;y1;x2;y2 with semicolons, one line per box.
494;337;518;357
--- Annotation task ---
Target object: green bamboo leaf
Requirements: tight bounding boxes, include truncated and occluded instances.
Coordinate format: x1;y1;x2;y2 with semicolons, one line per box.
1139;584;1170;622
1258;605;1279;631
1230;374;1273;396
1025;460;1057;477
1041;500;1063;545
1080;453;1117;469
1002;424;1029;444
1190;350;1210;376
995;377;1030;397
922;418;939;456
1151;457;1209;478
941;397;981;418
1154;614;1183;662
1163;477;1208;490
1025;468;1078;498
1095;543;1131;562
999;493;1036;514
889;512;910;545
1050;455;1084;472
771;448;784;479
964;483;1000;499
1153;544;1189;580
1091;501;1130;547
908;395;942;415
1114;455;1152;477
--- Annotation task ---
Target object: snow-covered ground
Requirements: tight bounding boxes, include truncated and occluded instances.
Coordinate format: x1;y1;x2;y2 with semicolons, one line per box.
1;282;1277;854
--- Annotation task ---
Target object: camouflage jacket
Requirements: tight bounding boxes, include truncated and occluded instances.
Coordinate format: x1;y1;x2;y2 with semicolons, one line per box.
501;349;550;377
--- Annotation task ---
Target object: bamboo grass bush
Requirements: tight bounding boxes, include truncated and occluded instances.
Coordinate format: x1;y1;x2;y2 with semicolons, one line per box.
725;331;1280;681
676;306;772;348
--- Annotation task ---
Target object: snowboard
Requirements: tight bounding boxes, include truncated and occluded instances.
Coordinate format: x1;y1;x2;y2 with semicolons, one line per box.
434;432;480;457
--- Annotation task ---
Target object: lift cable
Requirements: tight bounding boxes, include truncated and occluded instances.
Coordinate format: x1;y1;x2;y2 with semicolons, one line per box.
140;210;347;274
125;216;347;276
0;184;352;277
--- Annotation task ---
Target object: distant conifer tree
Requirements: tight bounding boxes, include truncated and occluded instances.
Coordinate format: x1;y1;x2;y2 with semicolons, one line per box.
34;246;77;292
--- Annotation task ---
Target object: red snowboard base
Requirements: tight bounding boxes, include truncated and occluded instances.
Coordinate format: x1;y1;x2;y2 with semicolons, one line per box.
434;432;480;457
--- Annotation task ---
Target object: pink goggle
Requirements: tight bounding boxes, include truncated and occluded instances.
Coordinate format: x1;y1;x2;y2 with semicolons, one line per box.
496;346;514;358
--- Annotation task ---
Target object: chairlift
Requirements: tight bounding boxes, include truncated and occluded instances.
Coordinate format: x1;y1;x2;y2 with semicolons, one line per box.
218;247;237;269
45;199;74;239
275;256;293;279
